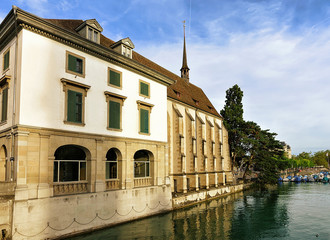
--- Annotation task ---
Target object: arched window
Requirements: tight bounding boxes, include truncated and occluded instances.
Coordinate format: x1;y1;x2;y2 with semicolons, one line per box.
106;148;118;179
134;150;150;178
54;145;86;182
0;145;7;181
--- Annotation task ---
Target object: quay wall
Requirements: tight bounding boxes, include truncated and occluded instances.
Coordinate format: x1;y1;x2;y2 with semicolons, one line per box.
11;185;172;240
172;183;250;209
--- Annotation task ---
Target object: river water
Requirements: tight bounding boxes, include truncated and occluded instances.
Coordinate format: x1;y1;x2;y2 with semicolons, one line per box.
67;183;330;240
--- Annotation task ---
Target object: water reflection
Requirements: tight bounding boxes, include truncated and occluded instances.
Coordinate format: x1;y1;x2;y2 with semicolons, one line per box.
67;184;330;240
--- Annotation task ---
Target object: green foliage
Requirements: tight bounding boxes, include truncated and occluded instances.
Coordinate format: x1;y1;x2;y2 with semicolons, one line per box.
220;84;286;185
220;84;245;167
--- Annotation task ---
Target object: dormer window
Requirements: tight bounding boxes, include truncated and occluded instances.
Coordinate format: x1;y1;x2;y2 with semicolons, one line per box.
193;98;199;106
111;37;135;59
76;19;103;44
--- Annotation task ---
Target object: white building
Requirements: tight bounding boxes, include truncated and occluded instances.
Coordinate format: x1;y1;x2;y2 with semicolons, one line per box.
0;7;174;239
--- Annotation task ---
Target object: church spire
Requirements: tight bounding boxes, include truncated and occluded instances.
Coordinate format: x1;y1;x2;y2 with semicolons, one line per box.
181;20;190;83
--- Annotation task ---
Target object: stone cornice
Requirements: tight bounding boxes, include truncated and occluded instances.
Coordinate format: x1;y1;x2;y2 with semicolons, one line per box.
1;7;175;87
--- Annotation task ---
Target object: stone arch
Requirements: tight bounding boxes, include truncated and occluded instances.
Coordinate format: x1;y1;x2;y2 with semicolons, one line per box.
53;145;91;183
0;145;7;181
133;149;154;178
105;148;122;180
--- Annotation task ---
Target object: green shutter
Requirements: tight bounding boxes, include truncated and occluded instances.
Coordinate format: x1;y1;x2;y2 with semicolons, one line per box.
1;88;8;122
68;55;76;72
3;51;9;71
67;90;82;122
140;82;149;96
140;109;149;133
109;100;120;129
109;70;121;87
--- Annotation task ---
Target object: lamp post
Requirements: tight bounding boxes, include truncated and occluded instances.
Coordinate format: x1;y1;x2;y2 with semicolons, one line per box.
327;152;329;168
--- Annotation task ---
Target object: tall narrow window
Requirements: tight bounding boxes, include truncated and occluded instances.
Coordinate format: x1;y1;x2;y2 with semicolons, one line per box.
3;50;9;72
105;92;126;131
109;100;120;129
108;68;122;88
106;148;117;179
1;88;8;122
139;80;150;98
140;108;149;134
61;78;90;126
66;51;85;77
137;101;153;135
88;28;93;41
67;90;82;123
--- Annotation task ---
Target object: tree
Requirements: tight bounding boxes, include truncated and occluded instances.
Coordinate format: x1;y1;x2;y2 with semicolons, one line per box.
220;84;245;169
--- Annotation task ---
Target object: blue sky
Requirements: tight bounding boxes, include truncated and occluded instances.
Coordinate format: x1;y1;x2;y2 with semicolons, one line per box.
1;0;330;155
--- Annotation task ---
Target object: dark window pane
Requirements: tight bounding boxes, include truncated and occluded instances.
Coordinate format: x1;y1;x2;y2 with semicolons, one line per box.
134;162;146;178
106;162;117;179
54;145;86;160
59;161;79;182
106;149;117;161
80;162;86;180
53;161;58;182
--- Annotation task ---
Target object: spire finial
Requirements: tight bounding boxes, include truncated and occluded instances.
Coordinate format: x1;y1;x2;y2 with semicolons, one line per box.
181;20;190;82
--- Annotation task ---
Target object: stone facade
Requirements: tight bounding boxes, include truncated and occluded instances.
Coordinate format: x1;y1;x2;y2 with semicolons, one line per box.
167;101;233;194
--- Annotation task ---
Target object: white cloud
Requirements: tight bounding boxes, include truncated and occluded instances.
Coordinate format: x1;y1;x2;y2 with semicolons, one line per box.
139;24;330;155
16;0;49;16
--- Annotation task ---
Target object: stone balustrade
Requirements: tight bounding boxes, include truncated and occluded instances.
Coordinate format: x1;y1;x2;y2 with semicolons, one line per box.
105;179;120;190
53;182;88;196
134;177;152;187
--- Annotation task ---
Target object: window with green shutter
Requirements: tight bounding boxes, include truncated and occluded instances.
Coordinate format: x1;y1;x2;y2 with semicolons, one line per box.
109;69;121;88
109;100;121;129
139;81;149;97
1;88;8;122
140;108;149;134
68;54;83;74
66;51;85;77
67;90;82;123
3;50;9;71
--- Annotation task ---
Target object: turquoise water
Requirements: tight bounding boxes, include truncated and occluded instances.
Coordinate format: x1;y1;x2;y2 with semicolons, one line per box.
67;183;330;240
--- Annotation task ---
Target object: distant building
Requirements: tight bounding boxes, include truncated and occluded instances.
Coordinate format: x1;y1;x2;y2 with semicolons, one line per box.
280;142;292;159
0;7;232;239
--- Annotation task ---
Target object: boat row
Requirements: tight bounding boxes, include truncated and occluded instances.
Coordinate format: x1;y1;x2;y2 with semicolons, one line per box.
279;172;330;183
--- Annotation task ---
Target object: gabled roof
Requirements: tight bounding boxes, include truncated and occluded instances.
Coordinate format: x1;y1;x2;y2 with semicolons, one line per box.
44;18;221;118
75;19;103;32
111;37;135;49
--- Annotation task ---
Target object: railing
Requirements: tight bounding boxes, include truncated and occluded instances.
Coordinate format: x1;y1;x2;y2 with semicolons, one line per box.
53;181;88;196
134;177;152;187
105;179;120;190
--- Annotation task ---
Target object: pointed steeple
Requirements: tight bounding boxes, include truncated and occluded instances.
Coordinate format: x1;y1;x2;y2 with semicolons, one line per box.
181;21;190;83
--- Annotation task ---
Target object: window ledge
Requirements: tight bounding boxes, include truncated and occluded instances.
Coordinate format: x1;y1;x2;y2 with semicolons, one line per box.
63;120;86;126
108;83;122;90
138;131;150;136
107;127;122;132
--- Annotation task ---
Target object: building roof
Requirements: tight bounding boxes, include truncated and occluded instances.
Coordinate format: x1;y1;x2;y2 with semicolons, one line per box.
45;18;221;118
